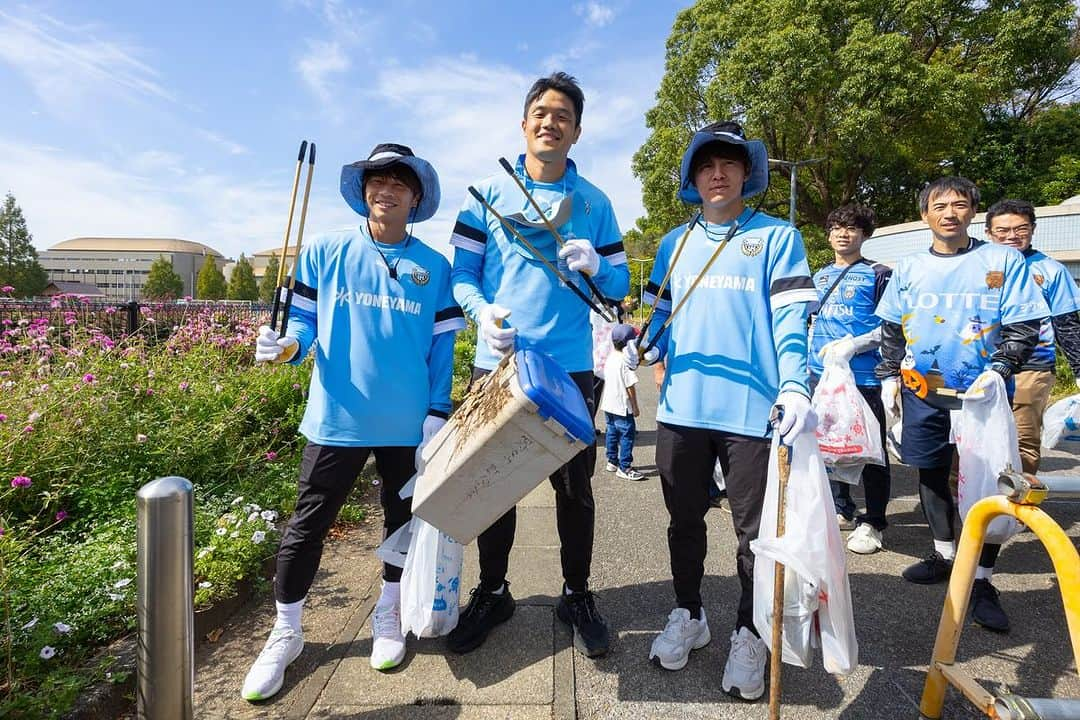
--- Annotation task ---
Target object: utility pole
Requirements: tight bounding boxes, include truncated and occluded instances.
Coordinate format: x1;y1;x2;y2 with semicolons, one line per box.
769;157;825;226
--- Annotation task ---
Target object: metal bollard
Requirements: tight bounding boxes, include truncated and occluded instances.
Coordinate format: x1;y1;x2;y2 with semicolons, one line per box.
136;476;194;720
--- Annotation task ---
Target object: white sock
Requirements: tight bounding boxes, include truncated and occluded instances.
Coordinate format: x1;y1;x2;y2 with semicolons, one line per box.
975;566;993;581
275;598;305;632
378;580;401;606
933;540;955;561
490;584;505;595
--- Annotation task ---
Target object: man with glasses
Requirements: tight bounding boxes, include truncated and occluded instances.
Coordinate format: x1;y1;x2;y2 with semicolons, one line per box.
808;204;892;554
985;199;1080;474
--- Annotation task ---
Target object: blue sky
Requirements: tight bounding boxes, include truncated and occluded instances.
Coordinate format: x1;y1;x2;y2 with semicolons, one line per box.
0;0;689;260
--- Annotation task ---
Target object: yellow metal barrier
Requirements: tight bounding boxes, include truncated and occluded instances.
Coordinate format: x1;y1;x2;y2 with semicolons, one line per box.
919;475;1080;719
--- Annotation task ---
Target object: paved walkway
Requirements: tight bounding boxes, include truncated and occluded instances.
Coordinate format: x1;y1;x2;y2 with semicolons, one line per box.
193;373;1080;719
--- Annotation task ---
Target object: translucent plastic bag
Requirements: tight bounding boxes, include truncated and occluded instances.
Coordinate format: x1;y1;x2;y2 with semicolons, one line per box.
812;354;884;471
375;520;414;569
752;431;858;675
1042;393;1080;451
954;374;1022;543
400;517;463;638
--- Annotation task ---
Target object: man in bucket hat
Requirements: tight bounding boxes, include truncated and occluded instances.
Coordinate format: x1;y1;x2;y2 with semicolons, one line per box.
447;71;629;659
633;121;818;699
242;143;465;700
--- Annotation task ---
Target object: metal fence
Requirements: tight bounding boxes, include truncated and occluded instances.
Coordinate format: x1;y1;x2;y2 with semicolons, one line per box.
0;299;271;341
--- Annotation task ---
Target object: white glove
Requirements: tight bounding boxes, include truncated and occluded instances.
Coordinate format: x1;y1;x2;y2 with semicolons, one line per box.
771;390;817;444
557;238;601;276
623;338;659;370
880;377;900;421
254;325;299;364
414;414;447;470
958;368;1004;402
479;304;516;355
819;335;857;363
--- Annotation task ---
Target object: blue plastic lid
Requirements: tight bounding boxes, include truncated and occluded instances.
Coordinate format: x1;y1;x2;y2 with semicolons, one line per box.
514;348;594;445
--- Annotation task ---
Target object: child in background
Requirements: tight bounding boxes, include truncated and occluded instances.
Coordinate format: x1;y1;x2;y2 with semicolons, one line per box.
601;324;644;480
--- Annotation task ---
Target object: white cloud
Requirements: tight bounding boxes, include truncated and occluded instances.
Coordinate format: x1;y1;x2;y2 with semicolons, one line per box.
196;129;249;156
296;39;350;108
574;2;616;28
0;8;174;115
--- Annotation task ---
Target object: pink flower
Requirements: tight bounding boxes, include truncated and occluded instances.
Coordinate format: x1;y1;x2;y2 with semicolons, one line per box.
0;413;6;422
179;381;189;391
145;388;154;396
55;510;68;522
265;451;278;461
0;285;13;293
292;383;301;390
23;425;32;433
104;306;116;315
82;373;95;384
10;476;31;488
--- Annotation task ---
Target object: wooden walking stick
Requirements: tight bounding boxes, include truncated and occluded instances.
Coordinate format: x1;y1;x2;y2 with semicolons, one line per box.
769;440;792;720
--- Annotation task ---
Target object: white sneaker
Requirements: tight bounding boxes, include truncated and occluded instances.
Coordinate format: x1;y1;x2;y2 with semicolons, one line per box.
370;601;406;670
649;608;710;670
836;513;857;531
847;523;883;554
721;626;767;700
604;462;617;472
616;467;645;481
241;626;304;701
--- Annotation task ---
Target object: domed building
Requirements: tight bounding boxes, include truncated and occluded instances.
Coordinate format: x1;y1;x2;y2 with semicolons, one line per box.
39;237;227;301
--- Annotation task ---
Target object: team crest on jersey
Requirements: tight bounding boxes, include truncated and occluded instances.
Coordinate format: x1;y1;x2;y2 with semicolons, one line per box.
843;286;856;299
411;266;430;286
817;274;829;287
1034;273;1045;286
740;236;764;257
985;271;1005;290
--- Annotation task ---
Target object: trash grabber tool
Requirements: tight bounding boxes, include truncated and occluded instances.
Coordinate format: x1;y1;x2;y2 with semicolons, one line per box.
270;140;307;333
497;157;615;323
636;212;700;355
467;186;610;317
639;215;738;357
272;141;316;335
768;435;792;720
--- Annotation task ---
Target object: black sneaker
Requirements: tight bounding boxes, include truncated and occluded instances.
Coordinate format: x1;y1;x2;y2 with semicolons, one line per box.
971;579;1010;632
446;584;515;654
555;587;610;657
902;552;952;584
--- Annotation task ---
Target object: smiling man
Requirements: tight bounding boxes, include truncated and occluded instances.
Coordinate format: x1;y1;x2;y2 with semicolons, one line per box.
448;72;630;658
875;177;1047;633
985;198;1080;475
242;144;465;700
635;121;818;700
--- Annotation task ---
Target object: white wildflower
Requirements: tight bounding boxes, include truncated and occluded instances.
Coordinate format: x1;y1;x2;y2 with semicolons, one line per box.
215;527;227;536
40;646;56;660
21;617;38;631
260;510;278;522
53;622;72;634
113;578;132;589
251;530;266;544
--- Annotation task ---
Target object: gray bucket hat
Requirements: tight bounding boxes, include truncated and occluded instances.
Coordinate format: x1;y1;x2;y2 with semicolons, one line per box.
340;143;440;222
678;121;769;203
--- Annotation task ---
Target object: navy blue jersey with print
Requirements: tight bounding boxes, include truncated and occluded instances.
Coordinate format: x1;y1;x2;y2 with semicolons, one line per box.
642;209;818;438
808;260;892;386
875;240;1047;400
286;226;465;447
450;155;629;372
1020;248;1080;370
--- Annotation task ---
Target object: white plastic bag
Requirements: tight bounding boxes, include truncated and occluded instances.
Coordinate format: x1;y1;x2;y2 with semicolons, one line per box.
954;374;1022;543
812;354;884;470
375;520;414;569
713;459;726;492
751;430;858;675
400;517;463;637
1042;392;1080;451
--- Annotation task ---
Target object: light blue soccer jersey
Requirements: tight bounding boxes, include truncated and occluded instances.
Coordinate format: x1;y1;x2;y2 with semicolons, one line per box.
642;209;818;438
875;240;1048;400
1020;248;1080;369
286;226;465;447
450;156;629;373
808;260;892;386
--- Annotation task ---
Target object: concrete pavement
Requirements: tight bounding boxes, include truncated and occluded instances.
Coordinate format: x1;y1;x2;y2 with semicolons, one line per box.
193;370;1080;719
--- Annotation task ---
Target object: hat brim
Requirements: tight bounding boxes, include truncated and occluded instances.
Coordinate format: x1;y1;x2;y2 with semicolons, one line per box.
678;131;769;204
340;155;441;222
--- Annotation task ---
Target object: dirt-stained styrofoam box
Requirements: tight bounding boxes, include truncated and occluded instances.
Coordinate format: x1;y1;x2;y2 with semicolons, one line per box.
412;348;594;544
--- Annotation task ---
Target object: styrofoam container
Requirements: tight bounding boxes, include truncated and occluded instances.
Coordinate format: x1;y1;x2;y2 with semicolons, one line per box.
411;348;594;544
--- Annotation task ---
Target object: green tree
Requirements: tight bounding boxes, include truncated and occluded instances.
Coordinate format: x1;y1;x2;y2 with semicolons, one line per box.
0;192;47;296
196;256;226;299
141;255;184;300
227;254;258;301
258;255;280;303
634;0;1079;233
